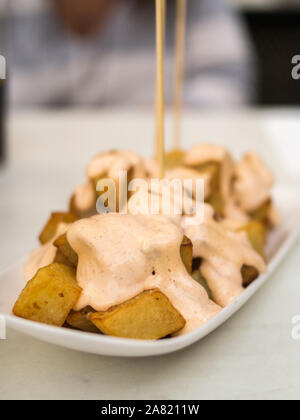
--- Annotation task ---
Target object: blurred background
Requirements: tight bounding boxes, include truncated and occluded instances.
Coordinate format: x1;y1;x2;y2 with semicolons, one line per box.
0;0;299;167
0;0;299;164
0;0;299;199
232;0;300;105
0;0;300;112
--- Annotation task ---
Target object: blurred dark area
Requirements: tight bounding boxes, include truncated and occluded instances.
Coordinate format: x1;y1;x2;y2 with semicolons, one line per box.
1;2;300;165
0;79;5;163
243;8;300;106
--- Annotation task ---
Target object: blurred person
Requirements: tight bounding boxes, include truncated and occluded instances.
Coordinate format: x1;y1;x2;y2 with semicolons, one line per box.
0;0;255;108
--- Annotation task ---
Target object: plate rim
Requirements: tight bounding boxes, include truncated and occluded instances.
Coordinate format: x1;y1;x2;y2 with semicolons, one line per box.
1;224;299;357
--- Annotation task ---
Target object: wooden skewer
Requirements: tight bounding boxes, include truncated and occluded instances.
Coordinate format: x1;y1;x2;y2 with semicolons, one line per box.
155;0;166;164
173;0;187;151
155;0;166;180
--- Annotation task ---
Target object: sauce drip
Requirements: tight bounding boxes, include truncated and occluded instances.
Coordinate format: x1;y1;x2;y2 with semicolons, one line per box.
72;182;97;218
24;223;68;282
182;205;266;307
233;153;274;212
183;143;235;205
67;214;221;334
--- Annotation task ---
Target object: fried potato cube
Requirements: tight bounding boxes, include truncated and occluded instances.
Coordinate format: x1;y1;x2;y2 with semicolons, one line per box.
165;149;185;170
53;249;74;268
238;221;267;260
13;263;82;326
196;163;223;215
180;235;193;274
66;307;100;334
39;212;77;245
241;265;259;288
89;289;186;340
207;190;223;217
197;163;220;193
249;200;272;228
53;233;78;267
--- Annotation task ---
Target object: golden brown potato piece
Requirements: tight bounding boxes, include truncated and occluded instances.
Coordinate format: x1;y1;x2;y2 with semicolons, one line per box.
207;190;223;217
196;163;220;192
192;270;213;300
180;236;193;274
53;249;74;268
238;221;267;260
195;163;223;215
241;265;259;287
165;149;185;170
66;307;100;333
39;212;77;245
248;200;272;228
13;263;82;326
53;233;78;267
89;289;186;340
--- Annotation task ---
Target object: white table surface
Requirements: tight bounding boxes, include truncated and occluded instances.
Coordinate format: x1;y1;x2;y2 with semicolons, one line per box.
0;108;300;400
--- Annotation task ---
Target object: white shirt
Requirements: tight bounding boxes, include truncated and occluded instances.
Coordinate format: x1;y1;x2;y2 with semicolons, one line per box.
1;0;255;107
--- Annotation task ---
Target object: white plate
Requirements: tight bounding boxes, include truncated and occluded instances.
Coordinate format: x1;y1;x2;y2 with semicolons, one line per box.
0;186;299;357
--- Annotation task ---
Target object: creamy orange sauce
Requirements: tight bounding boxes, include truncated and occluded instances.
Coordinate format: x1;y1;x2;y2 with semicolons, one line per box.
72;182;96;217
182;204;266;307
86;150;146;213
67;214;221;334
87;150;146;181
233;153;274;212
24;223;68;282
127;189;182;225
143;161;212;202
143;158;159;179
223;198;250;225
126;178;197;224
166;166;212;200
183;143;235;203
